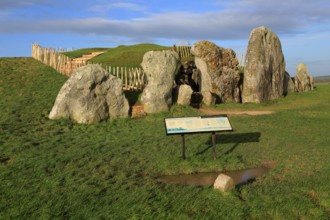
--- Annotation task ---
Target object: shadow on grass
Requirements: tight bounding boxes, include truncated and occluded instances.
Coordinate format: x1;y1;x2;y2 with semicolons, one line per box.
196;132;261;156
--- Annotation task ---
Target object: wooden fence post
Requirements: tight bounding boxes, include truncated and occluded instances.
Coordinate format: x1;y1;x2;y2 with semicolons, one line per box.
31;43;148;90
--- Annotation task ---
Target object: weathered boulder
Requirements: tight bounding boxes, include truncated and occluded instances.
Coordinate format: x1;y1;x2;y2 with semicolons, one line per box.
294;63;314;92
283;71;295;95
242;26;286;103
141;50;180;113
49;64;129;124
191;40;241;105
213;174;235;192
173;85;193;105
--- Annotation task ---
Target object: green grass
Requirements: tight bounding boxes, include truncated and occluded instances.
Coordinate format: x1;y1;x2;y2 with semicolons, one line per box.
1;57;330;219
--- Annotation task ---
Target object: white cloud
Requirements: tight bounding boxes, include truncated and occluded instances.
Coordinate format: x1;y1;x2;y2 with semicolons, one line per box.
214;0;330;23
88;2;146;14
0;9;306;41
0;0;52;9
1;0;329;42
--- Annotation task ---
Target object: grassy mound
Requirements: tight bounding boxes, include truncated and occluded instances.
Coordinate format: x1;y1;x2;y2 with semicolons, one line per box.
1;58;330;219
91;44;171;67
64;43;171;67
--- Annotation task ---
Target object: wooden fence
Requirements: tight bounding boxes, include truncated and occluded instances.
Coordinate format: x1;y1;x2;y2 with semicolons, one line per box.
90;62;146;91
32;43;85;76
31;43;146;91
54;48;75;52
172;45;192;58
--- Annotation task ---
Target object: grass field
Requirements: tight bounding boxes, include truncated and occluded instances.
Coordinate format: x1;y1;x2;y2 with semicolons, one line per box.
1;57;330;219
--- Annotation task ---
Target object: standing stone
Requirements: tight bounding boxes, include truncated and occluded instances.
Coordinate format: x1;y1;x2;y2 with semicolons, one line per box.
283;71;295;95
173;85;194;105
214;174;235;192
294;63;314;92
49;64;129;124
191;40;241;105
141;50;180;113
242;26;286;103
310;75;314;90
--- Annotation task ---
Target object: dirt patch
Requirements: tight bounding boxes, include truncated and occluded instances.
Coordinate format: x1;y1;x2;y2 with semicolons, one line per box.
199;108;273;116
261;160;277;169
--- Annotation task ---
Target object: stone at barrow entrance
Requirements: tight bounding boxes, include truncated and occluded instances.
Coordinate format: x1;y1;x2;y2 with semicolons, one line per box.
141;50;180;113
213;174;235;192
172;84;193;105
191;40;241;105
49;64;129;124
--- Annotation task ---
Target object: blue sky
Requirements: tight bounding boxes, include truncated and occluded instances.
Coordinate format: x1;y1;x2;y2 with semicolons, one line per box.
0;0;329;76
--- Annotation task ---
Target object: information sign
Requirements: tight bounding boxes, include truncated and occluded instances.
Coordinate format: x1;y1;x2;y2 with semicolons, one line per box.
165;115;233;135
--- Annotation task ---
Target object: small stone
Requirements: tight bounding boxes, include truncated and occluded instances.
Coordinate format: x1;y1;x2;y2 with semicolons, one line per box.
173;85;193;105
213;174;235;192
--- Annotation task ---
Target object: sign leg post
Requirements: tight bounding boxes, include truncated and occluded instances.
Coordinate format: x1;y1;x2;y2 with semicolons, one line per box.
181;134;186;160
212;132;217;160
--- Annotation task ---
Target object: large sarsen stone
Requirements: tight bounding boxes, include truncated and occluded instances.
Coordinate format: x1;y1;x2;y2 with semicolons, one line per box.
191;40;241;105
141;50;180;113
242;26;286;103
49;64;129;124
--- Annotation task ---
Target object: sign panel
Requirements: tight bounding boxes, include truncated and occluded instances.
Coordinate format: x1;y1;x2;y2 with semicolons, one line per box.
165;115;233;135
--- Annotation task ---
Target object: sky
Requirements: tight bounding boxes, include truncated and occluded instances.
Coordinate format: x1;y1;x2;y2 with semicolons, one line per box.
0;0;330;76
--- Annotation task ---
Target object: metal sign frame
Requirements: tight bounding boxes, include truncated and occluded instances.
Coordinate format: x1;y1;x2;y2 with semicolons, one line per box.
164;115;233;160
